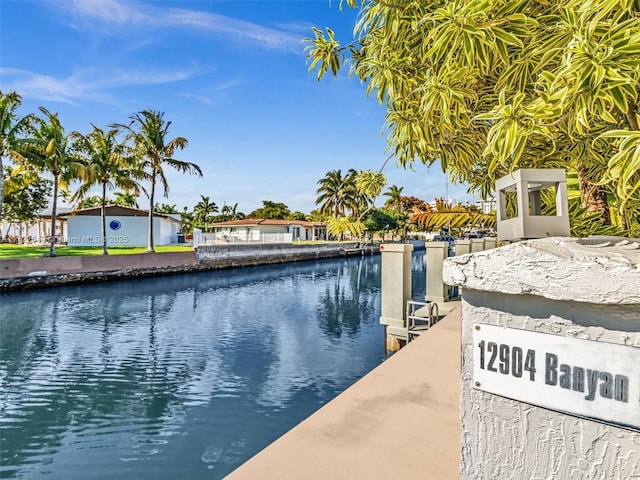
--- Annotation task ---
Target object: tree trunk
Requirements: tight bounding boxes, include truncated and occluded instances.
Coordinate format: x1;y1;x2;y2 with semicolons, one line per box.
101;182;108;255
50;176;58;257
148;175;155;253
577;166;611;225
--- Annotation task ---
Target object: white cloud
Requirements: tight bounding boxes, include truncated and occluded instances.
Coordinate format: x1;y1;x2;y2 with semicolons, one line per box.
177;78;241;106
177;93;217;106
212;79;241;92
0;68;100;105
273;20;316;35
0;66;206;105
64;0;150;25
53;0;303;53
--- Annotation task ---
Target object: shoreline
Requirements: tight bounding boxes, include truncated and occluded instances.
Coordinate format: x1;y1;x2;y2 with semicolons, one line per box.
1;244;380;292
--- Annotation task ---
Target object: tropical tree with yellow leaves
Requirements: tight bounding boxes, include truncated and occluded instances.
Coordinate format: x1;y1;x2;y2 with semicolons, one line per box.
306;0;640;236
410;198;496;232
21;107;85;257
0;91;33;221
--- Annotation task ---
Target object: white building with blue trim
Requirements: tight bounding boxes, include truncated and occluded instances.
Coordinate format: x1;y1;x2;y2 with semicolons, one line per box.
64;206;182;247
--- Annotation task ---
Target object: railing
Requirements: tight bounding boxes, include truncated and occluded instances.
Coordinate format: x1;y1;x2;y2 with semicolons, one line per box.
193;230;294;246
405;300;440;342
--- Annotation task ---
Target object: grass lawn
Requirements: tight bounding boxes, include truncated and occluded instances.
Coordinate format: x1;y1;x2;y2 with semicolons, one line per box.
0;244;194;259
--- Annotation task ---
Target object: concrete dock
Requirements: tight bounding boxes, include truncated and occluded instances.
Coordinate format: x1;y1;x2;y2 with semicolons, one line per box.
227;308;462;479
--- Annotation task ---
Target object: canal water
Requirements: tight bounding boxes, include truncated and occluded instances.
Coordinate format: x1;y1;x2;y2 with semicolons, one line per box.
0;252;426;479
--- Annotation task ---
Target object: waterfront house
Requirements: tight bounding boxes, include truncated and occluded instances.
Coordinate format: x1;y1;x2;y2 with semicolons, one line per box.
202;218;327;244
63;205;182;247
1;207;70;244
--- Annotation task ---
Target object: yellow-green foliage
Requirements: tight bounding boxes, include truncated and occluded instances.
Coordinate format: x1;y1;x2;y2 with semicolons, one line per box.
306;0;640;233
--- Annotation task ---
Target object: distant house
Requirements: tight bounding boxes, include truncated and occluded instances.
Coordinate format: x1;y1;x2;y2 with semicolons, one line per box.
1;207;70;243
200;218;327;245
63;206;182;247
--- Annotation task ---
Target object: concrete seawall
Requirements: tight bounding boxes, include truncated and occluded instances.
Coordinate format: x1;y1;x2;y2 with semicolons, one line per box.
1;243;376;292
194;242;373;266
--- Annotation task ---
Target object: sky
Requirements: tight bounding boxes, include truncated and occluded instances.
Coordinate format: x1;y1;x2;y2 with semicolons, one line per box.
1;0;477;215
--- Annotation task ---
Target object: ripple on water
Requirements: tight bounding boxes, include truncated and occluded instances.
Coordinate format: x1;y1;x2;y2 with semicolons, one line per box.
201;441;224;471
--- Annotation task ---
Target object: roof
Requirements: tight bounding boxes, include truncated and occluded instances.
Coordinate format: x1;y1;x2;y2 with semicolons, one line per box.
210;218;326;228
61;205;181;222
37;207;72;218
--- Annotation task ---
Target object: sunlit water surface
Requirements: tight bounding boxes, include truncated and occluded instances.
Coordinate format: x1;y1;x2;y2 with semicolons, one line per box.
0;253;426;479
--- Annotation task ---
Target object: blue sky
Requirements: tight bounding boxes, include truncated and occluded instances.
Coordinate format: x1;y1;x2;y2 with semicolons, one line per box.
1;0;476;215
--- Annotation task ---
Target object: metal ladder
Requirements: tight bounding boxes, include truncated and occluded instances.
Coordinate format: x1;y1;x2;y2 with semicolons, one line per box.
405;300;440;342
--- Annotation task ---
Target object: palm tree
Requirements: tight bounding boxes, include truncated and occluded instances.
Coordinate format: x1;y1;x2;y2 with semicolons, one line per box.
193;195;218;229
383;185;404;210
316;170;345;216
77;196;104;209
230;203;245;220
354;169;386;220
316;169;358;217
154;203;179;214
71;125;143;255
117;110;202;252
58;188;71;206
21;107;84;257
219;202;231;221
114;190;139;208
0;91;33;221
219;202;244;221
345;168;366;217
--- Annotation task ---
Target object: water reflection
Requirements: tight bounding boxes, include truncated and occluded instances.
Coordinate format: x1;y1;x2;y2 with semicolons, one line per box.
0;253;425;479
317;258;380;338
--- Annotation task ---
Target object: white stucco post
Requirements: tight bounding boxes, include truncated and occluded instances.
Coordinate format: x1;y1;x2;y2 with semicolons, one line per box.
443;237;640;479
379;243;413;350
470;238;484;253
425;241;449;303
455;239;472;256
483;237;497;250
